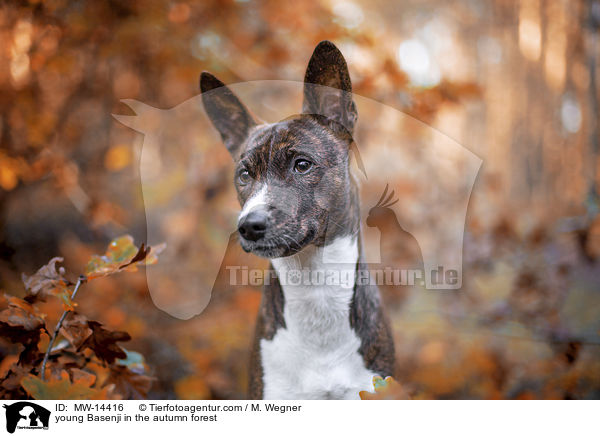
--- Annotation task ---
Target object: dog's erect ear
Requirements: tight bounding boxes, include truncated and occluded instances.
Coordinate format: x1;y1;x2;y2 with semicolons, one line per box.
302;41;357;134
200;72;256;156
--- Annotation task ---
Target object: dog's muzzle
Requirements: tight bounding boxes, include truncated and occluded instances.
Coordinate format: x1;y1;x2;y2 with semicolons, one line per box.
238;208;268;242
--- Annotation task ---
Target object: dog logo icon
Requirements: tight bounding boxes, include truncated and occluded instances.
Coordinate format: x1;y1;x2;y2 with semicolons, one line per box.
3;402;50;433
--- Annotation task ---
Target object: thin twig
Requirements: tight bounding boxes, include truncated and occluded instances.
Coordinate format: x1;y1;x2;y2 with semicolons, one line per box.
40;275;87;381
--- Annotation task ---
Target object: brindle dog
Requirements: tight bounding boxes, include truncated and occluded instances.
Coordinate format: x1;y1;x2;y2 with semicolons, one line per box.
200;41;394;399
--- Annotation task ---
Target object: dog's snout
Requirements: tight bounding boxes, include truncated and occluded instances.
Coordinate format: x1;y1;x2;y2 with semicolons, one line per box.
238;209;268;241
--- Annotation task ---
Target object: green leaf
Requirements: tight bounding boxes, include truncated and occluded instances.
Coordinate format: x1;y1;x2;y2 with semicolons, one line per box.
85;235;165;280
21;373;109;400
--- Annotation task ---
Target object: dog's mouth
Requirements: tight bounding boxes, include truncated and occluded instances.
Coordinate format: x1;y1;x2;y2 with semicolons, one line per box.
238;230;315;258
239;239;290;258
248;244;287;258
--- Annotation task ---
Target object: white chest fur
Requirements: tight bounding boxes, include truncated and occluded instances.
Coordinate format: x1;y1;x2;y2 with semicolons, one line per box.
261;236;377;399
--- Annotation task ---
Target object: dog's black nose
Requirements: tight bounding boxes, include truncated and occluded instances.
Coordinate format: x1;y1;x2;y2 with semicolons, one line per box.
238;210;268;241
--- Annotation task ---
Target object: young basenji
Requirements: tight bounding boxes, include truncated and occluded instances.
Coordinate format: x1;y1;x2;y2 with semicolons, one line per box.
200;41;395;399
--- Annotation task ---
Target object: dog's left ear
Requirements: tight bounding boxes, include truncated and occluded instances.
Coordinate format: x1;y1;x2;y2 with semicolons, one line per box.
302;41;357;134
200;72;257;156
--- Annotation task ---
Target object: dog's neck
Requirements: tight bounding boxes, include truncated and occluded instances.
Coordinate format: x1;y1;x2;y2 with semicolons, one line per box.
270;235;359;348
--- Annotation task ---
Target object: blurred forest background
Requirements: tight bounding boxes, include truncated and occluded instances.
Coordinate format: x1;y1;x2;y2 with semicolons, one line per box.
1;0;600;399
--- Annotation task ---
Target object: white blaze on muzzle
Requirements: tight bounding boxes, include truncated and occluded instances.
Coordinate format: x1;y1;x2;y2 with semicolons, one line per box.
238;185;268;224
238;183;303;225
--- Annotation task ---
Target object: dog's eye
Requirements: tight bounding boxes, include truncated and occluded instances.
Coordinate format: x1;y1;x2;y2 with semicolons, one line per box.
293;159;313;174
238;170;251;185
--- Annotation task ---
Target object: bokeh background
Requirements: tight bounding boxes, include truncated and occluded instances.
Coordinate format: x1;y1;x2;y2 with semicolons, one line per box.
1;0;599;399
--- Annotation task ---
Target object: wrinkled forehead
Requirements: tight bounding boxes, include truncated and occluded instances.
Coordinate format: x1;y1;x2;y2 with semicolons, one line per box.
237;116;346;167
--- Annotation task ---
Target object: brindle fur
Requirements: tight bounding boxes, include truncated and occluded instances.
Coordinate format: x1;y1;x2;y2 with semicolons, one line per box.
248;270;285;399
201;41;395;399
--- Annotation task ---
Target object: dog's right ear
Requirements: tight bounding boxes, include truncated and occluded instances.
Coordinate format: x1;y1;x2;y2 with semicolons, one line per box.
200;72;256;156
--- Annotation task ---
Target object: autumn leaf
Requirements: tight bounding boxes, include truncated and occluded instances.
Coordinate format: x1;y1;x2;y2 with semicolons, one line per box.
69;368;97;386
59;312;93;349
85;361;112;390
140;242;166;266
85;235;166;279
119;241;166;270
104;348;153;399
22;257;75;310
360;376;410;400
21;371;110;400
85;236;137;279
0;294;46;347
22;257;67;295
0;295;45;330
78;321;131;364
0;361;34;399
120;243;151;269
104;364;153;400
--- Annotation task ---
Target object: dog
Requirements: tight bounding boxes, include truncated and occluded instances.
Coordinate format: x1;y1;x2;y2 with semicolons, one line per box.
200;40;395;399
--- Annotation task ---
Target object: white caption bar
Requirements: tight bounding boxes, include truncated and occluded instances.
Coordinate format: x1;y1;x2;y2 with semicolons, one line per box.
0;400;597;435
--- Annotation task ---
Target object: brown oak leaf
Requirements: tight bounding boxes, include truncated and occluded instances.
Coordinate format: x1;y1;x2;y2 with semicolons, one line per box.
78;321;131;364
22;257;67;295
21;257;75;310
60;312;93;349
0;294;46;363
0;362;33;399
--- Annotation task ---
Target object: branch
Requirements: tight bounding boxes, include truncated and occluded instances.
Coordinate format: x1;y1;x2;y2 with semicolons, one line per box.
40;275;87;381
